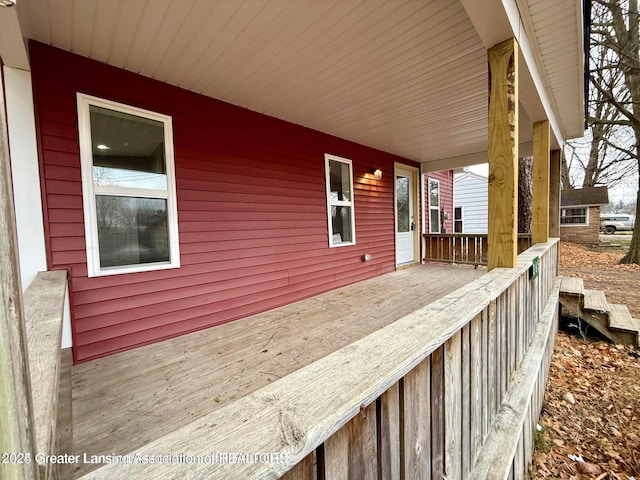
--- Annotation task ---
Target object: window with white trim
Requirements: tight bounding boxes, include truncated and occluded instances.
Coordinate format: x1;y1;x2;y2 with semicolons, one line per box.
428;178;441;234
77;94;180;277
454;206;463;233
560;207;588;226
325;154;355;247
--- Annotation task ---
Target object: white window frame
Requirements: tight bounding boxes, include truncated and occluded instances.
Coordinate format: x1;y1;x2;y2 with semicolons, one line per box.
428;178;441;234
325;154;356;247
560;207;589;227
77;93;180;277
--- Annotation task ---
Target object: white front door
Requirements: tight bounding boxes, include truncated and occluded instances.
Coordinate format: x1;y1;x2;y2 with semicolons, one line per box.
396;168;415;265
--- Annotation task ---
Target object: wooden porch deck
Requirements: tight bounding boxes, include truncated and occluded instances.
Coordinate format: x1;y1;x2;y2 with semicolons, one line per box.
71;264;483;477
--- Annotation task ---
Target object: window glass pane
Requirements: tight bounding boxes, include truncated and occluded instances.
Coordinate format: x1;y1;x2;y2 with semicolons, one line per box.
331;206;353;243
560;208;586;224
396;176;410;232
90;105;167;190
429;180;439;207
96;195;170;267
329;160;351;202
430;209;440;233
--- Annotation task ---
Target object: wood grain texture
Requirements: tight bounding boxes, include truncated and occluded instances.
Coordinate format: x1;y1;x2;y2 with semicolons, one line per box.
402;357;431;480
444;331;462;480
379;383;400;480
430;347;445;480
532;120;550;244
461;324;471;480
71;265;484;477
549;150;561;239
77;241;559;480
23;270;67;458
0;63;39;480
469;314;482;467
471;278;561;479
51;348;73;480
323;401;377;480
487;38;519;271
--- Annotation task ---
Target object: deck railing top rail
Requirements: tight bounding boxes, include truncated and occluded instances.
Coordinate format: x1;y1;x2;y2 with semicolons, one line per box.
82;239;559;480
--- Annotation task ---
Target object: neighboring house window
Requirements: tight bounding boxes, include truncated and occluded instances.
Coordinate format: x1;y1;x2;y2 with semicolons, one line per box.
560;207;588;226
428;178;440;234
454;206;463;233
77;94;180;277
325;154;355;247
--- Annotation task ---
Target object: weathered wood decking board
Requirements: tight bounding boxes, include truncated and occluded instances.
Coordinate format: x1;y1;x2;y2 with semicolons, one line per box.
72;264;483;477
79;240;559;480
583;289;609;313
23;270;69;480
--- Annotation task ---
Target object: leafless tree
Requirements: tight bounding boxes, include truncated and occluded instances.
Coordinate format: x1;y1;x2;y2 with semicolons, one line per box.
587;0;640;263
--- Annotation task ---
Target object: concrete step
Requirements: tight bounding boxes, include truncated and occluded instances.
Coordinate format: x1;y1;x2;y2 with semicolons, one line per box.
560;276;584;296
583;289;609;313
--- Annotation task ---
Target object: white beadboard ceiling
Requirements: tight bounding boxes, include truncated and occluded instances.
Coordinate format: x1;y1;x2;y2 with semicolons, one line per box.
14;0;583;166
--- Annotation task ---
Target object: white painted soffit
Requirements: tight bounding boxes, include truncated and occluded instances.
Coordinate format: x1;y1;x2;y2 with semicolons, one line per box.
13;0;583;168
14;0;488;167
462;0;585;146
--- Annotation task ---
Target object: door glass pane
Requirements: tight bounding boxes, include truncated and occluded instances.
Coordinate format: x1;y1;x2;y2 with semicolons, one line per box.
429;180;439;207
331;205;353;244
329;160;351;202
96;195;170;267
90;105;167;190
396;176;410;233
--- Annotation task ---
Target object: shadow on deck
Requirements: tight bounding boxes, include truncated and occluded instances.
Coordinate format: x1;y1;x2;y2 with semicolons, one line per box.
71;263;484;477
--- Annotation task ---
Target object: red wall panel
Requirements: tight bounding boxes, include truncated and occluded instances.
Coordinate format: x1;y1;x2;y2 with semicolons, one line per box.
30;42;418;362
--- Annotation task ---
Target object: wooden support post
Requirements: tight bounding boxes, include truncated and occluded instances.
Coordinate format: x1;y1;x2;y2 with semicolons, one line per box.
532;120;550;244
487;38;519;270
548;149;561;238
0;65;39;479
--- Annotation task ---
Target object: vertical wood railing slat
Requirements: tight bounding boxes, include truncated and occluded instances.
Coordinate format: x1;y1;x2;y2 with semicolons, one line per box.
403;357;431;480
470;313;482;466
461;324;471;480
444;331;462;480
378;383;400;480
323;402;377;480
281;452;316;480
481;308;489;443
430;347;445;480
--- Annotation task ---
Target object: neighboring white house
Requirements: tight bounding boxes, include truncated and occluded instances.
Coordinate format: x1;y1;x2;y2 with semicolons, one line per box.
454;170;488;234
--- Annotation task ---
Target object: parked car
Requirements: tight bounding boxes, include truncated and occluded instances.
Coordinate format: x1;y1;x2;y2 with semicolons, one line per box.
600;214;635;234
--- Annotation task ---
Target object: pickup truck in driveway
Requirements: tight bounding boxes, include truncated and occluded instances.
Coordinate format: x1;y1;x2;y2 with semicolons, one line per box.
600;214;635;234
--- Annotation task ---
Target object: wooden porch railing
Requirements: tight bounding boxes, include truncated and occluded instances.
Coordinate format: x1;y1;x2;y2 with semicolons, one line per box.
423;233;533;266
84;240;560;480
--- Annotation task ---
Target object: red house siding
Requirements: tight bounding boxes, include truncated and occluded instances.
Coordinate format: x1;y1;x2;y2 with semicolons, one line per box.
30;42;419;362
424;170;454;234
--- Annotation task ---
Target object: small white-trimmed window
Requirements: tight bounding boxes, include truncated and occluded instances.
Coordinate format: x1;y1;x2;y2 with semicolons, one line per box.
325;154;356;247
454;206;463;233
428;178;441;234
560;207;589;226
77;94;180;277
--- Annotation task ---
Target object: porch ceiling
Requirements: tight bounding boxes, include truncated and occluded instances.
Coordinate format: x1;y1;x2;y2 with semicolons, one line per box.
11;0;583;166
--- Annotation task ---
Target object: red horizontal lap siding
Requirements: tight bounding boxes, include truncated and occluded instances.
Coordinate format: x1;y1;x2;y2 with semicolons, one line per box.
424;170;454;234
30;41;418;362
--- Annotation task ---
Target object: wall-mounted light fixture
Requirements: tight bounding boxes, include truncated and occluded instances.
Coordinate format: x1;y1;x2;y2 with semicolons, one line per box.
370;168;383;179
0;0;17;7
